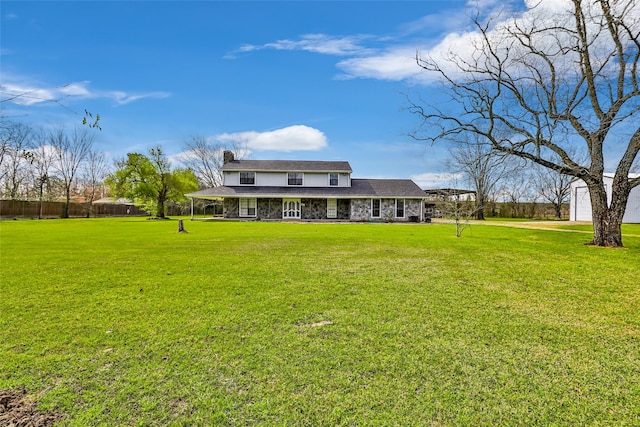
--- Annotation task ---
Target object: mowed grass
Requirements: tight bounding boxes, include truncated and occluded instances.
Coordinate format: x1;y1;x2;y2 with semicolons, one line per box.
556;222;640;236
1;218;639;426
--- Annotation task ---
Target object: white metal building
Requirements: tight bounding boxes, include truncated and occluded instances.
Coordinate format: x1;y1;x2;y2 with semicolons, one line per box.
570;173;640;223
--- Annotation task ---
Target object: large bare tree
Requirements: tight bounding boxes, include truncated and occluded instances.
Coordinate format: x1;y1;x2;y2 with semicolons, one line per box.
0;122;33;199
80;148;110;217
28;132;56;219
446;137;513;220
50;127;94;218
410;0;640;246
534;164;573;219
178;136;249;188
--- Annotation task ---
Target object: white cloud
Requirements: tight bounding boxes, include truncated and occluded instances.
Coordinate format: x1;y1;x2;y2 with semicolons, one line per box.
59;82;91;97
399;4;479;37
418;0;640;83
230;34;373;58
229;0;639;86
0;78;171;106
0;83;56;105
216;125;328;152
225;8;481;83
410;172;463;189
336;46;424;82
107;90;171;105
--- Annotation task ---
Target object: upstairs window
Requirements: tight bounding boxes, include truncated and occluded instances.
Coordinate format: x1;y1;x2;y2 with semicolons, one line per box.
329;173;339;186
288;172;303;186
240;172;255;185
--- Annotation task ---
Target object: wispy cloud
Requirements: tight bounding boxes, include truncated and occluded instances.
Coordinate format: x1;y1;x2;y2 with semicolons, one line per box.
0;79;171;107
226;33;375;59
227;31;430;83
216;125;328;152
227;0;632;85
223;7;475;83
107;90;171;105
336;46;423;82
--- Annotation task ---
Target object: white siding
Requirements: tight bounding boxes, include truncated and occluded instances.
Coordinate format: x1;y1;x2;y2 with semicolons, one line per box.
570;175;640;223
257;172;285;186
303;173;328;187
623;185;640;223
223;170;352;187
224;171;239;186
571;186;592;221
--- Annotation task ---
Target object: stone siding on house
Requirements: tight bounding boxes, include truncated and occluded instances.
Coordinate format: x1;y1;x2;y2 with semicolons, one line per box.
225;198;286;220
301;198;327;220
223;197;421;221
337;199;350;220
379;199;396;221
224;198;239;218
352;198;422;222
257;198;282;219
350;199;371;221
405;199;422;220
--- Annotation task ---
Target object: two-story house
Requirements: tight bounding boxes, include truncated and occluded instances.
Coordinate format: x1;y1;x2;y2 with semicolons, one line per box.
186;151;426;222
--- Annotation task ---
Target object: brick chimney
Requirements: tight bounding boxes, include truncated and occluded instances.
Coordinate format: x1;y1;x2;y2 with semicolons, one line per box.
223;150;235;164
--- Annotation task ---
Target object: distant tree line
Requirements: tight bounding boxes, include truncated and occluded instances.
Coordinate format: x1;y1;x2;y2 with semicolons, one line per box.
0;121;108;218
444;140;573;220
0;121;247;218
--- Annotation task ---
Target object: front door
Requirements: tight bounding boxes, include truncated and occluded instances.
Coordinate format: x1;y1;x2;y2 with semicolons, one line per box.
283;198;301;219
327;199;337;219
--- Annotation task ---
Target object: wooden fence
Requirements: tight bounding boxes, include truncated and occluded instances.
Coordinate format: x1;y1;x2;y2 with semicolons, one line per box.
0;200;147;218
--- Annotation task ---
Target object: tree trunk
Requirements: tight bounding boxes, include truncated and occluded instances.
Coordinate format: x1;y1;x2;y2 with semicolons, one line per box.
156;194;166;218
62;189;71;218
589;183;626;247
592;210;623;247
38;182;44;220
476;208;485;220
476;198;485;220
554;202;562;220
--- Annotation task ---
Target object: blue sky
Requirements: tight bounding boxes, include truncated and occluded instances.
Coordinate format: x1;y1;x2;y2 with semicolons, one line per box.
1;0;519;188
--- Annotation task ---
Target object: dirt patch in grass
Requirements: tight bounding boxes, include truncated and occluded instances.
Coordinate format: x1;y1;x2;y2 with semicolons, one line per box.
0;389;61;427
308;320;333;327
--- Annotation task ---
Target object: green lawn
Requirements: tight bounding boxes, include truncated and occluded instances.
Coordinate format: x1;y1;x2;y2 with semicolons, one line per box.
556;222;640;236
1;218;639;426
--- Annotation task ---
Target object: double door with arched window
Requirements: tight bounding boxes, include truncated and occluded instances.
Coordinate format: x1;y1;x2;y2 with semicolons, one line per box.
282;198;301;219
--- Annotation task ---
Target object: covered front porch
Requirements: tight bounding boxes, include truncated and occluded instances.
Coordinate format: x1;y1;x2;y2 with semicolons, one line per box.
223;197;351;220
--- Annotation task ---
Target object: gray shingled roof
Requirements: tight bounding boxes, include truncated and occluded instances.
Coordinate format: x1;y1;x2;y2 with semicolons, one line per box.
186;178;425;199
222;159;352;173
